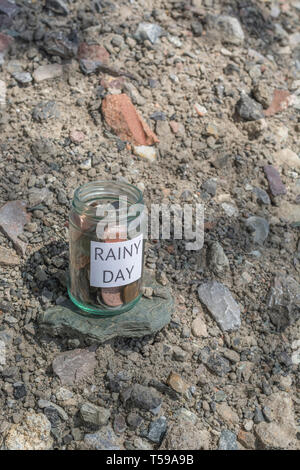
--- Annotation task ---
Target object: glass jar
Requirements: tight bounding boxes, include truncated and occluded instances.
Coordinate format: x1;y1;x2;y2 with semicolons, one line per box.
68;181;145;316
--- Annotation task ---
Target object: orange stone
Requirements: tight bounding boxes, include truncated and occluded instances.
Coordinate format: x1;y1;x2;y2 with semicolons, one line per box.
102;94;159;146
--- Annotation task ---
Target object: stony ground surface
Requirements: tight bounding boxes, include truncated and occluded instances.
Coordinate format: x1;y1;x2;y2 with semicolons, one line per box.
0;0;300;451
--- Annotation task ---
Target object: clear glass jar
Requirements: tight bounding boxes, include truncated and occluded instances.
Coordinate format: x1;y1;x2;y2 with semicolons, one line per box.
68;181;145;316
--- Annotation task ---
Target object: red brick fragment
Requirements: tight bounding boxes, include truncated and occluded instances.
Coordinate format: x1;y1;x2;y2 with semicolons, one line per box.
102;93;159;146
264;89;290;117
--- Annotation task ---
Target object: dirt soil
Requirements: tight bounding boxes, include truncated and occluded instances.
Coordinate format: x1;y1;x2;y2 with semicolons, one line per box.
0;0;299;450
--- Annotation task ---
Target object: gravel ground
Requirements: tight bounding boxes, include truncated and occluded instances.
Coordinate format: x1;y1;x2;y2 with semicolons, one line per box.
0;0;299;450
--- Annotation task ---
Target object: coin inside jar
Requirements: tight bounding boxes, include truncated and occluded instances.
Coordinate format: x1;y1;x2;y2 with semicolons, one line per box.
101;287;123;307
100;224;127;307
122;280;140;303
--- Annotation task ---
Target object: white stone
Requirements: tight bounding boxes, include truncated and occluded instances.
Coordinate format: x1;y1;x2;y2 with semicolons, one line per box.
291;350;300;365
0;340;6;367
133;145;157;163
4;412;53;450
56;387;74;402
191;316;208;338
221;202;239;217
194;103;207;116
80;158;92;170
33;64;63;82
274;148;300;169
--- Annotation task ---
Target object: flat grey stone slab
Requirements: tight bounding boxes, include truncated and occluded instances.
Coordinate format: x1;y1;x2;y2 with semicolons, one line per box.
198;280;241;331
39;273;173;344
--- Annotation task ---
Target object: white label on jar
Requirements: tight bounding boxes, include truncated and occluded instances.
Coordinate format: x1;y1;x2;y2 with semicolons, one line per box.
90;234;143;288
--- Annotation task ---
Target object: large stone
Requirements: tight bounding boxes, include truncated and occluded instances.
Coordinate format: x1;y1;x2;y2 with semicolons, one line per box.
274;148;300;170
102;94;159;146
218;430;238;450
77;42;109;63
84;426;122;450
207;241;229;274
0;246;20;266
160;420;210;450
80;403;110;426
264;89;291;117
134;23;163;44
0;200;30;255
198;281;241;331
275;201;300;224
236;93;264;121
52;348;97;385
121;384;162;411
267;275;300;330
33;64;63;82
3;412;53;450
167;372;190;395
264;165;286;196
245;216;269;245
39;273;173;344
206;15;244;45
32;101;59;122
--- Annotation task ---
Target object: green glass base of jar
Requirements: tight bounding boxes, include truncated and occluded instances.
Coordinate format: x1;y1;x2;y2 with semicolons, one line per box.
67;285;142;317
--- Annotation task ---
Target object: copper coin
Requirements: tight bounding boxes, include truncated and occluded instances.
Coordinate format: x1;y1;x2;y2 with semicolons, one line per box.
122;281;140;303
101;287;123;307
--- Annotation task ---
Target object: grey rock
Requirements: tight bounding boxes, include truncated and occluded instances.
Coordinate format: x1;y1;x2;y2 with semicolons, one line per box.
80;403;110;426
121;384;162;412
127;412;143;429
198;281;241;331
245;216;269;245
236;93;264;121
199;348;231;376
267;275;300;330
13;382;27;400
191;22;203;37
43;31;78;58
218;429;238;450
262;406;273;423
39;272;173;344
134;23;163;44
253;187;271;205
207;241;229;275
202;178;217;196
38;399;68;421
84;426;121;450
45;0;69;16
254;407;265;424
147;416;167;444
207;15;244;45
32;101;59;122
113;414;126;434
12;72;32;84
52;348;97;385
28;187;52;208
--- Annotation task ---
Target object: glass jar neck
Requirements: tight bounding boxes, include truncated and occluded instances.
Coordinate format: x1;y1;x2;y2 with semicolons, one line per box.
72;181;144;222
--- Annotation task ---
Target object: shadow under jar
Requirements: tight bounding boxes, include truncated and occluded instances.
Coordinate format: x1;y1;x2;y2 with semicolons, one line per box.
68;181;145;316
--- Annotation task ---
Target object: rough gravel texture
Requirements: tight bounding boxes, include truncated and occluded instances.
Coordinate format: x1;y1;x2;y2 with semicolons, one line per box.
0;0;299;450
